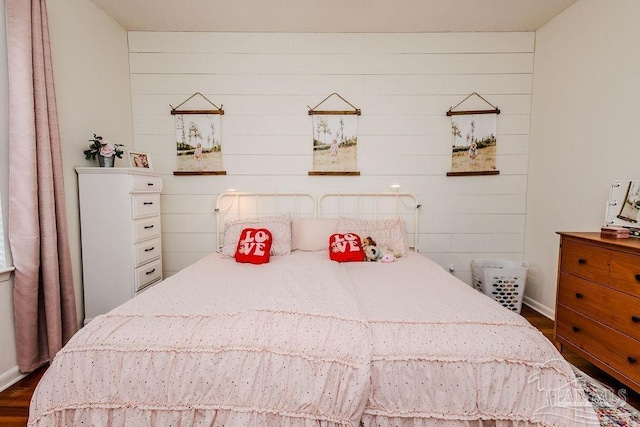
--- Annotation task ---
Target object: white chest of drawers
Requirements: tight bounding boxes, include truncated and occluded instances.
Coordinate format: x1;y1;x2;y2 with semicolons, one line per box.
76;167;163;324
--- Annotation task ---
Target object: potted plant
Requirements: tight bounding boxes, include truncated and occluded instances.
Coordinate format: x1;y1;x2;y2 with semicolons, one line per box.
84;134;124;167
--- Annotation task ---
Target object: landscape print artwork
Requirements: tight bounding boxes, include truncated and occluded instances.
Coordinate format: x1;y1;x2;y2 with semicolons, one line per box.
312;114;358;172
618;180;640;223
450;113;497;173
175;114;223;171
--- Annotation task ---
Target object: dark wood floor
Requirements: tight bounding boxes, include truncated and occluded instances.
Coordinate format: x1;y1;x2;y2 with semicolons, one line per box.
0;364;47;427
1;305;638;425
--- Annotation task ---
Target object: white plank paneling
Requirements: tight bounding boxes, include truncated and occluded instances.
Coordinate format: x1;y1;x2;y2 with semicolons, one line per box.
452;233;524;253
131;74;366;95
422;214;525;234
128;31;534;285
132;93;532;116
129;32;535;55
286;32;535;54
161;194;217;214
162;251;211;272
451;175;527;195
129;32;291;54
162;233;216;253
428;194;527;215
130;52;534;76
363;74;532;95
162;213;216;234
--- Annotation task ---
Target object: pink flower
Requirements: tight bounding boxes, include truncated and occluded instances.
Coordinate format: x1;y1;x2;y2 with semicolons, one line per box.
99;141;116;157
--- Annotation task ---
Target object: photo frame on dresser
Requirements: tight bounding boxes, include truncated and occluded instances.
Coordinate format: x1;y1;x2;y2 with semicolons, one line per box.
129;151;152;169
605;180;640;236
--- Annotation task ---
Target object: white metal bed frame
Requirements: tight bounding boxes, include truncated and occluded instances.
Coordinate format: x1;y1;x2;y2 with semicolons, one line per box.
318;192;421;251
215;192;421;252
215;192;316;252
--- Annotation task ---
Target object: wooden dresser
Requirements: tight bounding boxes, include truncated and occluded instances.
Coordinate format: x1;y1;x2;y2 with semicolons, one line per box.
555;232;640;392
77;167;163;324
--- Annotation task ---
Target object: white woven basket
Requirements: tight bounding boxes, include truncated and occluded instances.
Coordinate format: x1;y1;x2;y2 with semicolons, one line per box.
471;259;528;313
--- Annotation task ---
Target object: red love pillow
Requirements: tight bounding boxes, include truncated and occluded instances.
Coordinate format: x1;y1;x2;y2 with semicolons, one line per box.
235;228;273;264
329;233;364;262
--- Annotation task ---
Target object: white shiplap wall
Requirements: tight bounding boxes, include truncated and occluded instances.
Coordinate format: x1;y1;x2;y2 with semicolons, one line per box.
128;32;534;282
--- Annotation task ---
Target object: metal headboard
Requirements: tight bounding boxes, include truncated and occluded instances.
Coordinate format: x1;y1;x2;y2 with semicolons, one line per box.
215;192;316;252
318;192;421;252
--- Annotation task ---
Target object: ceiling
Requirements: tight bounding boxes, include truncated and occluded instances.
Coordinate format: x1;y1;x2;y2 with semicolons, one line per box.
90;0;578;33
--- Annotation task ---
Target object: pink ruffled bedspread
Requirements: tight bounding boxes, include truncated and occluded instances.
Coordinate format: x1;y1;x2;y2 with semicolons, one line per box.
344;253;599;427
28;252;371;427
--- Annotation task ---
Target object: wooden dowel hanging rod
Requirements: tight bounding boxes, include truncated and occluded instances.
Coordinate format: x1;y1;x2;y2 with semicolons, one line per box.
170;109;224;115
446;92;500;116
308;110;361;116
446;108;500;116
170;92;224;115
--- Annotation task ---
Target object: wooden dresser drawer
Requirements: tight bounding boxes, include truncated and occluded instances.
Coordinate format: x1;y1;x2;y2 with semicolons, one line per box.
133;217;161;242
134;238;161;268
560;239;610;283
558;272;640;341
132;194;160;219
135;259;162;292
610;251;640;297
131;175;162;193
556;306;640;385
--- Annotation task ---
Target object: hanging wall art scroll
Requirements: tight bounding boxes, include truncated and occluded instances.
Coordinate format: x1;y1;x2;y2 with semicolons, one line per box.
446;92;500;177
308;93;360;176
171;92;226;176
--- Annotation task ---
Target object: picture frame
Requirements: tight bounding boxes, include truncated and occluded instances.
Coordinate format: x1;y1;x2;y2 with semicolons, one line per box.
307;93;361;176
605;180;640;235
446;92;500;177
617;181;640;223
174;113;225;174
170;92;226;176
129;151;152;169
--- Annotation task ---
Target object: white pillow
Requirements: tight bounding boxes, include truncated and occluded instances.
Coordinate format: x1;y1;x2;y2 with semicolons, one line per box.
222;214;292;256
337;216;408;257
291;217;338;251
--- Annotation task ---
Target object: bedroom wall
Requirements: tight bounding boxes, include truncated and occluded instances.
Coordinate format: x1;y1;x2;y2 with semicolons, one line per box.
525;0;640;316
129;32;534;282
0;0;132;390
46;0;134;327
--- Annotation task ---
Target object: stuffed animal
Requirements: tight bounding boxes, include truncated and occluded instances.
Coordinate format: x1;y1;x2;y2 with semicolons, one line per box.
361;236;377;248
380;253;395;263
361;236;382;262
364;244;382;262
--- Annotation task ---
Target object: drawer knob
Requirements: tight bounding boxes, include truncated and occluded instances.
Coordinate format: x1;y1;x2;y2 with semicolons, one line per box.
575;293;583;299
633;316;640;323
635;274;640;282
143;202;154;205
572;326;580;333
577;258;587;265
144;225;154;229
145;268;156;275
628;356;637;364
147;182;154;186
144;247;155;252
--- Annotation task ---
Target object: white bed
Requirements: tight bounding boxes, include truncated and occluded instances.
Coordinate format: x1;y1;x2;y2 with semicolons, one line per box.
28;192;598;427
345;252;597;426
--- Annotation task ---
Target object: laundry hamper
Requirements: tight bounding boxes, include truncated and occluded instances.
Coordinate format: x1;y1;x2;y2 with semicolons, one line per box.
471;259;528;313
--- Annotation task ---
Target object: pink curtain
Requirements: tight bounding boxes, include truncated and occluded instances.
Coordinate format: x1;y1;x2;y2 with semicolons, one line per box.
6;0;78;373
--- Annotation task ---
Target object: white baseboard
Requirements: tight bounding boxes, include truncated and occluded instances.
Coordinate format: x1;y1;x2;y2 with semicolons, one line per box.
0;365;26;393
523;296;555;320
